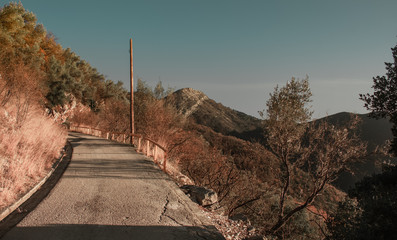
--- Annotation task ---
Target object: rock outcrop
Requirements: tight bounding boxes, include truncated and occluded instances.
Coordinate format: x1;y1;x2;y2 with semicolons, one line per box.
165;88;264;142
181;185;218;207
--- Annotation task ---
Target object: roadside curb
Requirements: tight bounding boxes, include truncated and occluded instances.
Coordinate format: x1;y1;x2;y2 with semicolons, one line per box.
0;141;73;237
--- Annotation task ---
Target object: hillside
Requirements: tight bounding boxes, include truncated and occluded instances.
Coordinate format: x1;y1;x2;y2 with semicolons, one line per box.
165;88;264;142
165;88;348;237
166;88;396;192
317;112;392;150
317;112;396;191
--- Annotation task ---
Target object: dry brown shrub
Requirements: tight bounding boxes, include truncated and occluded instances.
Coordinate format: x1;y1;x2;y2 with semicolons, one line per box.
69;105;100;128
135;98;185;148
98;99;130;133
0;106;67;209
174;134;234;193
0;61;44;126
170;130;263;217
69;98;130;135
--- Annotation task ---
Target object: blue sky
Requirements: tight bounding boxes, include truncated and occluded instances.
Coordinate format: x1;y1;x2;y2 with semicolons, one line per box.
5;0;397;118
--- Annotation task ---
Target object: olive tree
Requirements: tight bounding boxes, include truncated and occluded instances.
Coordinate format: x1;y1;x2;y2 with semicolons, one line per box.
360;43;397;156
260;77;366;236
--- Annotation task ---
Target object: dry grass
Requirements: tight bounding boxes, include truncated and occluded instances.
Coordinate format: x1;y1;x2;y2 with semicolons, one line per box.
0;105;67;209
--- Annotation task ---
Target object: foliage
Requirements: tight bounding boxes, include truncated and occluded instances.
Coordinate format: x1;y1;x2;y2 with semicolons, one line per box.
98;99;130;133
360;43;397;155
173;125;263;217
134;79;180;144
327;165;397;240
261;77;366;236
0;2;45;69
0;2;128;114
0;105;67;209
155;81;174;99
0;61;43;125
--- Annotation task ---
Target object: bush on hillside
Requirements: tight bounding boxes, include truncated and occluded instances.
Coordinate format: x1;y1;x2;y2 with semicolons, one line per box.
0;61;67;209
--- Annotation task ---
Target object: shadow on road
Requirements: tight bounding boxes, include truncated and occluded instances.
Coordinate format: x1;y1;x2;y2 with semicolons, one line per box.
2;224;224;240
68;132;135;149
64;158;171;180
66;132;169;181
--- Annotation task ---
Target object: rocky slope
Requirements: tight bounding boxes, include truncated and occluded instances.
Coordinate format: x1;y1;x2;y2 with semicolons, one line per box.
164;88;264;142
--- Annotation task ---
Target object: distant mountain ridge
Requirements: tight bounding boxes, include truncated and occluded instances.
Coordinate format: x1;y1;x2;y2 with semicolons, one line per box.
166;89;394;146
316;112;393;151
316;112;395;190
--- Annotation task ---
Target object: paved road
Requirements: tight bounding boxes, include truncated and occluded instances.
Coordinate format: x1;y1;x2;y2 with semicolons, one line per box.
2;132;224;240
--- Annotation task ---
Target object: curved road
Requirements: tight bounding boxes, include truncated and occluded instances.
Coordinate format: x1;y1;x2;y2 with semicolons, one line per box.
2;132;224;240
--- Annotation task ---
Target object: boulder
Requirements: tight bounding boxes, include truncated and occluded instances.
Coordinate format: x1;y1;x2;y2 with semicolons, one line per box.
230;213;249;222
181;185;218;207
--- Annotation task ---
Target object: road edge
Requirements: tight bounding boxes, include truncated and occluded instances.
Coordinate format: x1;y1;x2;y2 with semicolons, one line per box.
0;141;73;238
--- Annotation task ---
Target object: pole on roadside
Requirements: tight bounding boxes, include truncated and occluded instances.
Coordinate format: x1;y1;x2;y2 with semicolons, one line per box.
130;38;134;144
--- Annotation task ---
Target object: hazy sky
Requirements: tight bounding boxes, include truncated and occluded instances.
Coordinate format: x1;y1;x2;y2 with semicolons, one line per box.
6;0;397;118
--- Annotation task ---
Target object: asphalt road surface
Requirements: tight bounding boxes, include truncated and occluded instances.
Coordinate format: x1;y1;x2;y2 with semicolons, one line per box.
2;132;224;240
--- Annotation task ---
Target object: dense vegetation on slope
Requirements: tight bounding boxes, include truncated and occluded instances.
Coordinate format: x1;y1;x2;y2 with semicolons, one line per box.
0;3;128;112
0;3;68;209
327;165;397;240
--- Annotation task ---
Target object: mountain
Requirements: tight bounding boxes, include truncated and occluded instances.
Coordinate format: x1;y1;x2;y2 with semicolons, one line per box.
165;88;264;142
316;112;396;191
317;112;392;151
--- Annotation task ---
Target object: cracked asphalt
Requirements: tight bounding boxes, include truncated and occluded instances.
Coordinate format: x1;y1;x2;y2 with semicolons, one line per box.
1;132;224;240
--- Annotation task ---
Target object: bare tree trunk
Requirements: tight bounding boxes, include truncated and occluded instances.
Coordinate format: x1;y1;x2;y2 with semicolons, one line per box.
268;176;328;235
277;155;290;223
227;195;261;216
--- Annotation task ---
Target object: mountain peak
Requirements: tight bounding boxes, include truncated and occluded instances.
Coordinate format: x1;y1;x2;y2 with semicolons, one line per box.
166;88;209;117
165;87;263;141
174;88;209;102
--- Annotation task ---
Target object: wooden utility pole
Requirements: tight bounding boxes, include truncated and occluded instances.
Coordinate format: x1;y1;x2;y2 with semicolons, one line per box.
130;38;134;143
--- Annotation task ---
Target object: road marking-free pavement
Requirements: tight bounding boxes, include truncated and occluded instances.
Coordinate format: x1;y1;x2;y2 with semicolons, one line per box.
1;132;224;240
